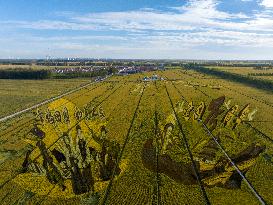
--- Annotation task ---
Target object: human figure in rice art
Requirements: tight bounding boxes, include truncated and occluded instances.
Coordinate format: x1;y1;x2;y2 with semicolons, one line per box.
142;96;266;189
20;98;122;197
23;123;122;195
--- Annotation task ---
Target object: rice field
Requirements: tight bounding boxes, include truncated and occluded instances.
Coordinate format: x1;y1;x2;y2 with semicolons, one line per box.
0;69;272;204
208;66;273;82
0;79;91;117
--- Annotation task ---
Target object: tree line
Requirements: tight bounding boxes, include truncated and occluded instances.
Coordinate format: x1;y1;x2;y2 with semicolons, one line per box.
0;68;117;79
248;73;273;76
0;69;51;79
184;64;273;93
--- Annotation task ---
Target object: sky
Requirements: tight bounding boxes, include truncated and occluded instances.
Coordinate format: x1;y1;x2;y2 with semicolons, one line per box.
1;0;273;59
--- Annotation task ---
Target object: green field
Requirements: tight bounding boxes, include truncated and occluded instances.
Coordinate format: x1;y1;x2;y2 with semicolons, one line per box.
0;69;272;204
0;79;91;117
208;66;273;82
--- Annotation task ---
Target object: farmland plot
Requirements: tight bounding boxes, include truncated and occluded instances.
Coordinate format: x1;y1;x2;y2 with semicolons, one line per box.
0;69;272;204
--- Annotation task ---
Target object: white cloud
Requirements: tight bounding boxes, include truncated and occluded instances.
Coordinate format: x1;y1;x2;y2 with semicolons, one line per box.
172;0;248;19
0;0;250;32
260;0;273;8
71;0;249;32
0;20;99;30
2;0;273;59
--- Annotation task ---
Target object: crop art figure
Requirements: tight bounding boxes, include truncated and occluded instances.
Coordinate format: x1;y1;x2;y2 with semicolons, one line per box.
183;101;194;121
45;110;55;124
76;125;88;162
142;132;266;189
63;107;70;123
233;104;250;129
20;98;123;197
204;96;225;131
37;140;66;191
34;109;44;123
54;110;62;123
160;123;175;154
193;101;206;121
74;109;83;121
142;96;265;189
222;105;239;127
28;126;66;190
